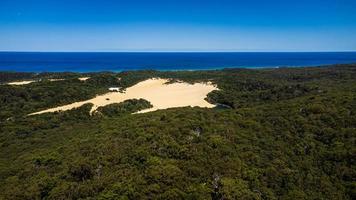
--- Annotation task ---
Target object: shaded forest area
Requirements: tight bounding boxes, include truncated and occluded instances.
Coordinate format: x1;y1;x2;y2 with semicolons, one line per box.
0;64;355;199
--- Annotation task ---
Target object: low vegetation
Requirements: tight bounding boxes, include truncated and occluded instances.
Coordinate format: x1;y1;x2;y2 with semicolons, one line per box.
0;64;355;199
96;99;153;117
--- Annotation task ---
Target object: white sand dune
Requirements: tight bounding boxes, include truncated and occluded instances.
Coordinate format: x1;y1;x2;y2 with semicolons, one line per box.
7;81;35;85
48;79;65;82
7;77;89;85
7;79;64;85
78;77;90;81
29;78;218;115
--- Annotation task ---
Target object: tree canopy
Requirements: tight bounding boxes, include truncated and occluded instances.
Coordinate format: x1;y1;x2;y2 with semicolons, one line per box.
0;64;355;199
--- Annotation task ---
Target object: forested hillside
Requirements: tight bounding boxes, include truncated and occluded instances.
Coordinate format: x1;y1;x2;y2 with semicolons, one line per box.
0;64;355;199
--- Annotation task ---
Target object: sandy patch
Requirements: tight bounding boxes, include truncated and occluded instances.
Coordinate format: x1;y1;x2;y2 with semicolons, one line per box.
78;77;90;81
29;78;218;115
48;79;65;82
7;81;35;85
6;78;64;85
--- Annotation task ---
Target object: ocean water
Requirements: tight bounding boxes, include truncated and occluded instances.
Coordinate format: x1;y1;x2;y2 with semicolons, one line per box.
0;52;355;72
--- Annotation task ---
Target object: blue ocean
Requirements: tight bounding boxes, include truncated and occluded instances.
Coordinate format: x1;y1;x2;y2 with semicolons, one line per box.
0;52;355;72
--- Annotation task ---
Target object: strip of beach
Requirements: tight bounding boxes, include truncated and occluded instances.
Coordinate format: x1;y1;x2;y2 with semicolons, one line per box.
7;80;35;85
6;77;91;85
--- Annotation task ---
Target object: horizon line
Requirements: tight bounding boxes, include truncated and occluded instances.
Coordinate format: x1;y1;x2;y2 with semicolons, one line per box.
1;50;356;53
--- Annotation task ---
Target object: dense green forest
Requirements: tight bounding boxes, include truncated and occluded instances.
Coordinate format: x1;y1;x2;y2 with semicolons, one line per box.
0;64;355;199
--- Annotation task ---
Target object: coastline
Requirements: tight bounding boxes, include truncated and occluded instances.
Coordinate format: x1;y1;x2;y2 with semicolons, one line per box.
1;52;356;73
1;63;356;74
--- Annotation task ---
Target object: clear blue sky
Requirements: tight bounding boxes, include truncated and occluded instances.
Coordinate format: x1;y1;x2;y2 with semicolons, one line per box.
0;0;355;52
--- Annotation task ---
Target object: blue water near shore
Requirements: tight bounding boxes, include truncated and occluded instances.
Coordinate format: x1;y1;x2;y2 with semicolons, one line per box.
0;52;355;72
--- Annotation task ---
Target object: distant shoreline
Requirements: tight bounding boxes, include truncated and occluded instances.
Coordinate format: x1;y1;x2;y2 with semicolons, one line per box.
0;63;355;73
0;51;356;72
1;51;356;53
